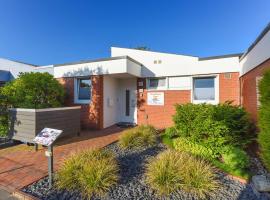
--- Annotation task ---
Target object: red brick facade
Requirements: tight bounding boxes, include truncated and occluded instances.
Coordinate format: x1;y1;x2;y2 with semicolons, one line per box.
219;72;240;105
58;75;104;130
58;71;240;130
137;72;240;129
240;58;270;121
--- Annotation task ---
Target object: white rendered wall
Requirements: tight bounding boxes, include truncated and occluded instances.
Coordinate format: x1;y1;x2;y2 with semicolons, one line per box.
111;47;240;77
103;76;120;128
54;58;141;78
0;58;35;80
34;65;54;75
240;30;270;76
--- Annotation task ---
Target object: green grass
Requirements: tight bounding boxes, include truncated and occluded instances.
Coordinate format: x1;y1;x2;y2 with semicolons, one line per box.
212;160;251;180
146;150;219;198
161;134;174;148
56;149;119;198
161;135;251;180
119;125;157;149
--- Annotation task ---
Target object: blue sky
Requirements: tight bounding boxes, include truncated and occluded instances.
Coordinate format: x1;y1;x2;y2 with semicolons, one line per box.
0;0;269;65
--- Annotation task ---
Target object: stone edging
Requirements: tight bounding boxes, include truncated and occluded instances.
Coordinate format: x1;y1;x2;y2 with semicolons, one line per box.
13;190;39;200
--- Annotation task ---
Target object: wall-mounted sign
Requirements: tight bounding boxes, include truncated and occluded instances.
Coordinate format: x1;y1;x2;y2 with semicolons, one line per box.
138;81;144;87
147;92;164;106
33;128;62;146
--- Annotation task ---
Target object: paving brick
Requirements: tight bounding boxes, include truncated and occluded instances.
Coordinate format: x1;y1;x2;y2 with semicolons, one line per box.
0;126;123;192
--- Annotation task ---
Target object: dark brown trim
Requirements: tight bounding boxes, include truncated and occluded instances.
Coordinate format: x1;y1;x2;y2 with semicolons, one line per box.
199;53;243;61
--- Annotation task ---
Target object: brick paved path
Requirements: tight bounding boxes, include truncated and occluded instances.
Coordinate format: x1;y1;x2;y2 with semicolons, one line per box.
0;126;123;192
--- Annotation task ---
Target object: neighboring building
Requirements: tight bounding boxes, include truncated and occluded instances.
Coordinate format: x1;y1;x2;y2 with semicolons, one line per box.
1;23;270;129
0;58;36;86
239;23;270;121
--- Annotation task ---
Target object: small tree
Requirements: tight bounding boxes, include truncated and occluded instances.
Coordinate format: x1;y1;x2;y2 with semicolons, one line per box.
0;72;65;137
258;69;270;171
1;72;65;109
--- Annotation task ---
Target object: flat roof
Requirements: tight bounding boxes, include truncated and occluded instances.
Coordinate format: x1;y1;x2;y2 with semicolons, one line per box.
240;22;270;61
198;53;243;61
54;55;143;67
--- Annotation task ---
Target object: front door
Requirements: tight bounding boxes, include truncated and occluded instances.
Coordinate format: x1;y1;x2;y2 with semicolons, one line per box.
118;78;137;124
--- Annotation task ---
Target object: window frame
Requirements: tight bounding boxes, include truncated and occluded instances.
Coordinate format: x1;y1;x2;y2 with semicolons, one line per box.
147;77;167;90
191;75;219;105
74;77;92;104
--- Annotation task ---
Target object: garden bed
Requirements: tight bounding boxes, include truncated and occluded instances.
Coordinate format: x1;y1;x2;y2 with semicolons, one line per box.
22;142;264;200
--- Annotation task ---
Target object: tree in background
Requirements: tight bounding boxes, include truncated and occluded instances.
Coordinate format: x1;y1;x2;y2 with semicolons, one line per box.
258;69;270;171
0;72;65;137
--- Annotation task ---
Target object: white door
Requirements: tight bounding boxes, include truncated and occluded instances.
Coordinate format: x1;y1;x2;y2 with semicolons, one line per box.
118;78;137;124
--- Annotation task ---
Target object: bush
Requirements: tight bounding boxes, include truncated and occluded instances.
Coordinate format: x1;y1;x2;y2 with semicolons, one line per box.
146;150;218;198
0;92;9;137
173;102;253;150
221;146;249;170
173;137;218;160
118;125;157;149
258;70;270;171
164;127;178;139
213;101;255;147
1;72;65;109
0;72;65;137
56;149;119;198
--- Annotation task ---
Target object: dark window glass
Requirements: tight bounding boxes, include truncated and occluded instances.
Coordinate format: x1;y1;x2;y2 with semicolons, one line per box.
78;79;91;100
126;90;130;116
149;78;166;89
194;77;215;100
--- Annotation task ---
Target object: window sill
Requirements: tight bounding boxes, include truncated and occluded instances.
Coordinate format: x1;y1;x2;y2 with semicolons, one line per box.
192;100;218;105
74;99;91;104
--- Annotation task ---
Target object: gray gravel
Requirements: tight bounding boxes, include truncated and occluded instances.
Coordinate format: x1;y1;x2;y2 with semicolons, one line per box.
22;142;269;200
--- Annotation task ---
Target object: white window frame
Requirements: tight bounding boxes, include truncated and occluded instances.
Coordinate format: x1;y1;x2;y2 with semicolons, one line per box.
74;77;92;104
191;75;219;105
147;77;168;90
256;76;262;108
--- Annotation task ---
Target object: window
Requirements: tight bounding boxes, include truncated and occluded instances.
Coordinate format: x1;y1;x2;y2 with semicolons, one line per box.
193;77;216;103
74;78;91;104
148;78;166;90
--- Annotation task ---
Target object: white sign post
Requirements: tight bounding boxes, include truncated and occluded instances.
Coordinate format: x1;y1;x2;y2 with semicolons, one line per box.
33;128;63;189
147;92;164;106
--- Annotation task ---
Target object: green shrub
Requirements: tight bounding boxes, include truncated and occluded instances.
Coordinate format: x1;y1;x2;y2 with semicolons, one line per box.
164;127;178;139
173;137;218;160
145;150;218;198
118;125;157;149
0;92;9;137
1;72;65;109
173;103;228;147
56;149;119;198
213;101;255;147
173;103;253;150
258;69;270;171
221;146;249;170
0;72;65;137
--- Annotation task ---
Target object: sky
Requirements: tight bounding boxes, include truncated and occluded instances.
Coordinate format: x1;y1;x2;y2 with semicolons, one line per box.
0;0;269;66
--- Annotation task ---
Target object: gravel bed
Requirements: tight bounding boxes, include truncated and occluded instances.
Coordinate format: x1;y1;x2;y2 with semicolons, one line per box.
22;142;269;200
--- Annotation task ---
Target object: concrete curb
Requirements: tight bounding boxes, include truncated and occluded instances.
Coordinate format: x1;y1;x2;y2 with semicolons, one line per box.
12;190;39;200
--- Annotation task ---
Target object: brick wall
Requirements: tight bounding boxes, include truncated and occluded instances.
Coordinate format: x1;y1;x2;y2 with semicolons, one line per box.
240;58;270;121
219;72;240;105
137;72;240;129
137;78;191;129
57;75;104;129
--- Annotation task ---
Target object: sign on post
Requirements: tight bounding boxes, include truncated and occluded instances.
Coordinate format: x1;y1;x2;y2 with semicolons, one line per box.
33;128;63;189
147;92;164;106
